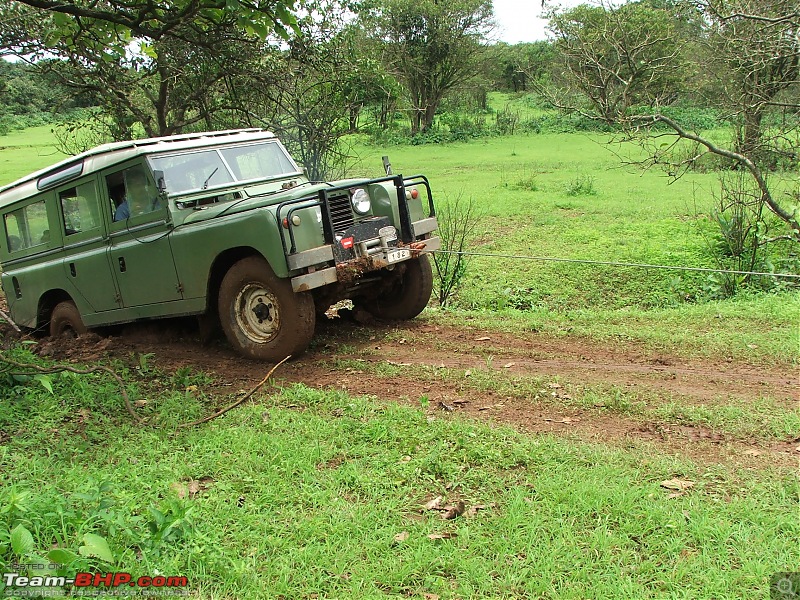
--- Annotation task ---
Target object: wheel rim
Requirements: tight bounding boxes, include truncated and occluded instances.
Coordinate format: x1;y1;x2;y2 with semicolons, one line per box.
234;282;281;343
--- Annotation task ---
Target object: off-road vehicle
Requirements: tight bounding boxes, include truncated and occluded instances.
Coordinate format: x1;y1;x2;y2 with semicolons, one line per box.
0;129;439;360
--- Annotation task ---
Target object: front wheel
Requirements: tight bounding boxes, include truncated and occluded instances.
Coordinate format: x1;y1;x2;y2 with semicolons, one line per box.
360;254;433;321
50;300;88;337
218;256;315;361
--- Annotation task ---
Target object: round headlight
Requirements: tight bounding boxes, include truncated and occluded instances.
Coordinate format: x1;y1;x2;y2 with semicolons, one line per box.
351;188;371;215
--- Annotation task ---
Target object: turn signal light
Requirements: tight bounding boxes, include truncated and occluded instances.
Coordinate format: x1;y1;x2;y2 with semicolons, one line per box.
341;237;354;249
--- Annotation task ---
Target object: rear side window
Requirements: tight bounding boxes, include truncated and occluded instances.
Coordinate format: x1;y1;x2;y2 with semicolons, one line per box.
4;200;50;252
60;183;101;236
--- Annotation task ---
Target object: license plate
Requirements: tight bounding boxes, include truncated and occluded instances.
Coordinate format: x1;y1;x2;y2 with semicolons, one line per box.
387;248;411;263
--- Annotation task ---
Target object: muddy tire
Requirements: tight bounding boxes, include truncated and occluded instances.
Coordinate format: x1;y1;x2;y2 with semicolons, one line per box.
50;300;88;337
218;256;315;361
361;254;433;321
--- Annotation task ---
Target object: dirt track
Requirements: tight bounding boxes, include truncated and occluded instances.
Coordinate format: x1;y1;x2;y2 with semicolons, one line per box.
5;309;799;469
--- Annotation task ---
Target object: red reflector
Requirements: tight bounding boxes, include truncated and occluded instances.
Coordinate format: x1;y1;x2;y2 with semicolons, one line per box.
411;188;419;199
341;237;354;249
282;218;289;229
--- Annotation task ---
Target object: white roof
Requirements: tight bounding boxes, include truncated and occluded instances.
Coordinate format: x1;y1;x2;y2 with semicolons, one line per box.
0;128;276;208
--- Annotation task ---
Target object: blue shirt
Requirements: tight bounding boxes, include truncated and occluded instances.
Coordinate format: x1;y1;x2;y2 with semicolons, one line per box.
114;201;130;221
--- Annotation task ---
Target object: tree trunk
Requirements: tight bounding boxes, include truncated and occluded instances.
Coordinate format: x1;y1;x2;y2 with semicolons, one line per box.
348;104;361;133
422;103;437;132
738;110;764;164
410;109;422;135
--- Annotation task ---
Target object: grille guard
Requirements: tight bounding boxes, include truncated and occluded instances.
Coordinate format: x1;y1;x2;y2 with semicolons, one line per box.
275;174;435;256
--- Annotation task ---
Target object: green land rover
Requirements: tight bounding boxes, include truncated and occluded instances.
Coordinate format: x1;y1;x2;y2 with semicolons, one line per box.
0;129;439;360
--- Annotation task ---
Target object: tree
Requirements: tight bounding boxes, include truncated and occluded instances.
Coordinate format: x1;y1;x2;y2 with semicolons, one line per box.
702;0;799;163
368;0;493;134
546;2;685;122
3;0;298;51
0;0;286;142
544;0;800;290
223;15;376;179
490;42;556;93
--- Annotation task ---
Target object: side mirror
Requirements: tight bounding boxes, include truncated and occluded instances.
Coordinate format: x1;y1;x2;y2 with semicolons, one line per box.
153;170;167;194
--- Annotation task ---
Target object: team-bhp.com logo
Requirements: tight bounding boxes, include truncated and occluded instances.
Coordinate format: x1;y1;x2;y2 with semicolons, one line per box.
3;571;188;596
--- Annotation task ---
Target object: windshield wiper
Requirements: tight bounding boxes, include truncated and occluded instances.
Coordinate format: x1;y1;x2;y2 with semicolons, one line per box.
202;167;219;190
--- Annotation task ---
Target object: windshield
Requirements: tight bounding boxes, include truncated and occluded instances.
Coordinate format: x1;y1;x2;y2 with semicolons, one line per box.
148;141;299;195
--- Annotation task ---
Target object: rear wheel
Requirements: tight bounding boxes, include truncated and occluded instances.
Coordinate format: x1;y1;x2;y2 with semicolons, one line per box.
218;256;315;361
49;301;88;338
360;254;433;321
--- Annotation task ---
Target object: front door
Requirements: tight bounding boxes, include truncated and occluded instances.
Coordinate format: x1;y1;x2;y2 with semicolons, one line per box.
103;163;183;307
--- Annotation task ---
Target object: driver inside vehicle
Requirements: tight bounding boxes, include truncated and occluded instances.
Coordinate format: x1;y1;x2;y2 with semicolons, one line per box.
113;168;160;221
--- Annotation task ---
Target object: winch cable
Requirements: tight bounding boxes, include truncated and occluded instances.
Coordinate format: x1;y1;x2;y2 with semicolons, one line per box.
425;248;800;280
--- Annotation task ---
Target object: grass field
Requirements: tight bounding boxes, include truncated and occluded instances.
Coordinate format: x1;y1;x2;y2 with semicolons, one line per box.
0;124;798;598
346;133;799;364
0;345;797;599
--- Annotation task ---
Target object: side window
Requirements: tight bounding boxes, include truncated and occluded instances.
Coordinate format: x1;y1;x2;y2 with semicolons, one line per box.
60;183;101;236
4;200;49;252
107;165;162;223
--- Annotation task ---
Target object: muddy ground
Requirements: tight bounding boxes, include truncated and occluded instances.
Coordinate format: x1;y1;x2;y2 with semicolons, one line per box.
2;301;798;470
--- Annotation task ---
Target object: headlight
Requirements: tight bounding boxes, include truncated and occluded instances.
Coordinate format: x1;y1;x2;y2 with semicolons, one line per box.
351;188;371;215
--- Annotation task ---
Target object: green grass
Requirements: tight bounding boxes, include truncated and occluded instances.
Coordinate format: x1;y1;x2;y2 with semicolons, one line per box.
420;291;799;365
0;347;797;598
349;133;732;311
345;134;799;363
0;126;68;185
328;357;800;441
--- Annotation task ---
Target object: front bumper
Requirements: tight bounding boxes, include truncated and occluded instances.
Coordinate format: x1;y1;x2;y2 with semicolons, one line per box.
290;224;440;292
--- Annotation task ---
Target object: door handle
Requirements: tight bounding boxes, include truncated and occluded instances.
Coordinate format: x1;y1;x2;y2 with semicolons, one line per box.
69;262;76;277
118;257;126;272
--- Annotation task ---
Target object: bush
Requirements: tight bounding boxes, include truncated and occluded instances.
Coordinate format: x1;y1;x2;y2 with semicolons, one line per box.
564;173;597;196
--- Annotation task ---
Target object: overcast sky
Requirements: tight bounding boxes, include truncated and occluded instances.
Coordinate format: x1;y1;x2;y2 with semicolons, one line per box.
492;0;588;43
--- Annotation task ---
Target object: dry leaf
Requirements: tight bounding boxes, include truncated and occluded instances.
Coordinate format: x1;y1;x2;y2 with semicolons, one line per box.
425;496;443;511
427;532;457;540
133;399;148;408
746;344;758;349
743;449;761;457
661;478;695;491
399;338;407;344
474;336;491;341
393;531;409;542
465;504;489;518
399;455;412;463
464;370;472;377
503;362;515;369
548;382;562;389
185;385;198;394
560;417;573;424
439;401;455;412
170;482;188;499
423;594;440;600
441;501;465;520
